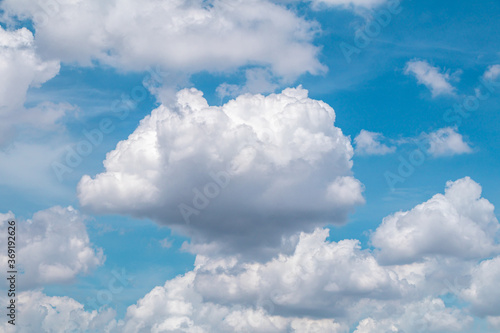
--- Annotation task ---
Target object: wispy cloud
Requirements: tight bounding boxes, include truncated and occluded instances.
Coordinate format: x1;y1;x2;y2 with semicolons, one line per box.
404;59;457;97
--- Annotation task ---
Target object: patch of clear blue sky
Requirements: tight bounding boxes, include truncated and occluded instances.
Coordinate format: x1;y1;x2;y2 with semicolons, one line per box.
3;0;499;325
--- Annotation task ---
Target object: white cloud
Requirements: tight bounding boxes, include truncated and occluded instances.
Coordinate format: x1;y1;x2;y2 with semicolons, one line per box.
354;130;396;155
488;316;500;329
0;291;117;333
404;60;456;97
0;26;65;144
113;225;471;333
309;0;388;9
425;127;473;157
0;225;474;333
114;228;389;332
5;177;498;332
0;206;104;288
354;298;473;333
371;177;499;265
159;238;173;249
1;0;325;80
483;64;500;81
77;87;363;257
461;256;500;317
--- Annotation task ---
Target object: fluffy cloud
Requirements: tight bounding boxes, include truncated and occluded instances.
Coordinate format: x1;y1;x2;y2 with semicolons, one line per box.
0;291;117;333
119;264;350;333
483;64;500;81
78;87;363;256
371;177;499;265
354;130;396;155
112;228;394;332
308;0;389;9
6;177;497;332
0;0;325;80
354;298;473;333
112;225;471;332
404;60;456;97
424;127;473;157
1;225;474;333
0;26;64;144
461;256;500;316
114;178;491;332
0;206;104;288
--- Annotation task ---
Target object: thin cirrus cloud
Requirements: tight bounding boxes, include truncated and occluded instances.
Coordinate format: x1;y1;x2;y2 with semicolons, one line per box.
77;87;364;258
354;127;472;157
404;59;457;97
0;0;326;80
6;177;499;332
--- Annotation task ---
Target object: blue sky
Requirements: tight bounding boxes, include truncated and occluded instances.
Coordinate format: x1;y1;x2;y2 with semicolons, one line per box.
1;0;500;332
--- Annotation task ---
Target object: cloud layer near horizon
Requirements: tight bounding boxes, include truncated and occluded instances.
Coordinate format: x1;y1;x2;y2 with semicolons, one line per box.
4;177;500;332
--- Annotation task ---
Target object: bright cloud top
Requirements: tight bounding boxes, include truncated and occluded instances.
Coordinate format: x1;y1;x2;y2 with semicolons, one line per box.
78;87;363;256
0;206;104;288
0;0;325;80
425;127;473;157
354;130;396;155
404;59;456;97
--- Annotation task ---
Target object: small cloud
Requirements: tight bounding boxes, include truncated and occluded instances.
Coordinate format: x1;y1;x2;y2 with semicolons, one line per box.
159;238;173;249
483;64;500;81
424;127;473;157
354;130;396;155
404;60;456;97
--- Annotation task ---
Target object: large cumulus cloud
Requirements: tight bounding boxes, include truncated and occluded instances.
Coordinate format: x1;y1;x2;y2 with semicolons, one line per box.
78;87;364;256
